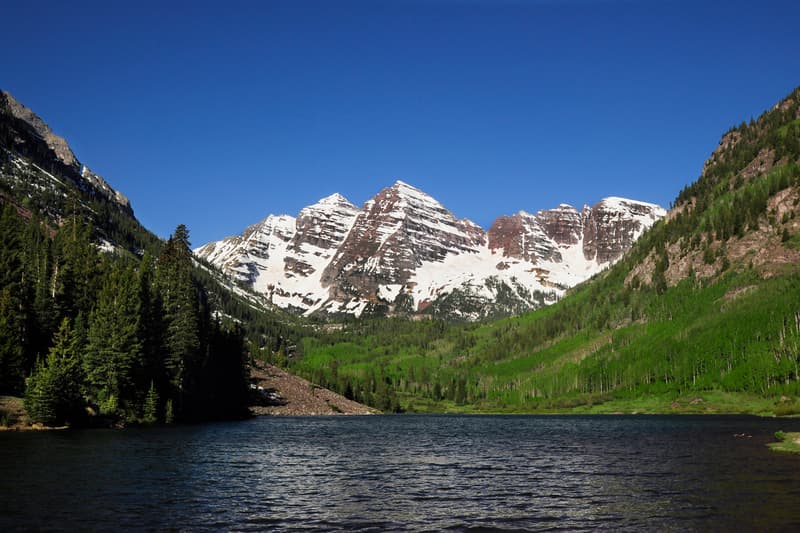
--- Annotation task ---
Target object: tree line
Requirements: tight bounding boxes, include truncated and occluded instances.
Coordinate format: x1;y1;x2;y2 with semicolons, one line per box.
0;203;249;426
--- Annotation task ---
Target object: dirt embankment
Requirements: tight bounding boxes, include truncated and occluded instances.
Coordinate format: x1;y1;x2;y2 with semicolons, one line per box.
250;361;378;416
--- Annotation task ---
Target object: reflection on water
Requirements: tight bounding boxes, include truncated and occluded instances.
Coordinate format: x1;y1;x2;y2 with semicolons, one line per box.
2;415;800;531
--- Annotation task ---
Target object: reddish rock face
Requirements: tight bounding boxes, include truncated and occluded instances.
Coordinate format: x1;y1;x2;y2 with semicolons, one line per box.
489;200;664;267
536;205;583;246
321;181;485;297
488;214;526;257
487;211;560;263
583;198;663;264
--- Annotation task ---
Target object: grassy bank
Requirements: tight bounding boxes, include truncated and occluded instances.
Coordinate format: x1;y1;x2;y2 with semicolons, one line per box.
399;390;797;416
769;431;800;453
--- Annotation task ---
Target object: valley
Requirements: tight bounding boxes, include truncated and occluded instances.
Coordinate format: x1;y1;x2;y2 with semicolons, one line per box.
284;86;800;416
2;85;800;422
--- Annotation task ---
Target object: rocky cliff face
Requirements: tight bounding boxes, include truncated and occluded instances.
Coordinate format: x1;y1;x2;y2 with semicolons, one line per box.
319;181;486;313
0;90;132;215
582;197;663;264
487;199;664;272
196;181;665;320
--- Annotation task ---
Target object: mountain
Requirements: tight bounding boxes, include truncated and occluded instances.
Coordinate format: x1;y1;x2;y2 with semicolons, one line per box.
196;181;665;320
0;89;275;318
289;86;800;415
0;91;153;253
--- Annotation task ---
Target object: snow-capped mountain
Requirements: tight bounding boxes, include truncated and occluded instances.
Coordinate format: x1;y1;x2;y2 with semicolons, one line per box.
195;181;666;320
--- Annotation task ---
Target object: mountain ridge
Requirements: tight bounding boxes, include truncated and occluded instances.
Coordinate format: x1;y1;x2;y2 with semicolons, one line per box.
1;90;132;216
196;180;665;320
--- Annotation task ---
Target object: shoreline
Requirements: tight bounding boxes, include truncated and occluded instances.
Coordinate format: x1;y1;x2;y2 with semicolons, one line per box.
5;387;799;430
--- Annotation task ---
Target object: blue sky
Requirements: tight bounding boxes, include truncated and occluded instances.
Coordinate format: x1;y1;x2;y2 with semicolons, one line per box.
2;0;799;246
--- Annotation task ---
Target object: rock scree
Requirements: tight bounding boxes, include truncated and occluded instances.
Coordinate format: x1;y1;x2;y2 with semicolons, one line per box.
250;361;378;416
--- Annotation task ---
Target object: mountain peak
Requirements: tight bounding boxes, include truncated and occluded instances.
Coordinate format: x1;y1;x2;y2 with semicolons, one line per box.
316;192;353;206
598;196;663;211
392;179;414;189
388;180;432;200
379;180;447;211
197;180;664;320
1;90;77;168
1;89;134;217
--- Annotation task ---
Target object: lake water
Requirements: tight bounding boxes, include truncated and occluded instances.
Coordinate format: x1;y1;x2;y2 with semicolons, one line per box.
2;415;800;531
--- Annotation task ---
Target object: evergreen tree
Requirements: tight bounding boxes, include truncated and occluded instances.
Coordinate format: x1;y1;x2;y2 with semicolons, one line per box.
26;216;57;360
143;381;159;424
24;318;84;426
0;203;24;289
137;253;166;402
157;225;202;417
84;267;142;416
0;204;28;393
200;321;249;419
52;215;101;320
0;288;26;394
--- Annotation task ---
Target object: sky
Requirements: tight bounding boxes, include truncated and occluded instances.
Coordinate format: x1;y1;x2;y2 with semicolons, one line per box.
2;0;799;246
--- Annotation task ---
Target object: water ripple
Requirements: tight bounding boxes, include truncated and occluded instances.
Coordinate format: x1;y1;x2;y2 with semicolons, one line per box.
2;415;800;531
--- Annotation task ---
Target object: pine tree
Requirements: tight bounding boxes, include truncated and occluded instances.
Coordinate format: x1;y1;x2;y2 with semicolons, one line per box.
164;399;174;424
0;288;26;394
24;318;84;426
0;204;28;393
143;381;159;424
200;321;249;419
84;267;142;416
26;216;57;360
0;203;23;289
52;215;101;320
137;253;165;402
156;225;202;417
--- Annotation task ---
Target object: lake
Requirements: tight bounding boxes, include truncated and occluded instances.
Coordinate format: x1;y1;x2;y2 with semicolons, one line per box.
2;415;800;531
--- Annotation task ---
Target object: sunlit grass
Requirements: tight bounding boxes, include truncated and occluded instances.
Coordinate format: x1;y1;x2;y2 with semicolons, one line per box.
769;431;800;453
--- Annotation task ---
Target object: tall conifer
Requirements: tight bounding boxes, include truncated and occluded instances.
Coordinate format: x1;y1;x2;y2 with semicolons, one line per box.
85;267;142;414
24;318;84;426
157;224;202;417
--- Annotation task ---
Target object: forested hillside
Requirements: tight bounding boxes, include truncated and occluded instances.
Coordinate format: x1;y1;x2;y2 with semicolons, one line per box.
289;86;800;415
0;205;250;425
0;90;310;426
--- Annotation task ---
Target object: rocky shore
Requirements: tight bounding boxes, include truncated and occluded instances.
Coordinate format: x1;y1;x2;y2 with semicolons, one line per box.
250;361;378;416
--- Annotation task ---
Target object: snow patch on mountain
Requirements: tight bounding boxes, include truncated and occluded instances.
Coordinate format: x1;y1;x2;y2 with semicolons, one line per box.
195;181;665;320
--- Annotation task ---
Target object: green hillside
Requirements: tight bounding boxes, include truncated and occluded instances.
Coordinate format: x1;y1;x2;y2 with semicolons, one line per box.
289;86;800;415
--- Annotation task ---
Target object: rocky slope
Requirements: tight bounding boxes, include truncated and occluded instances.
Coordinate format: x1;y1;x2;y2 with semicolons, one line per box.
249;361;378;416
196;181;665;320
624;86;800;290
0;89;157;258
0;90;132;217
